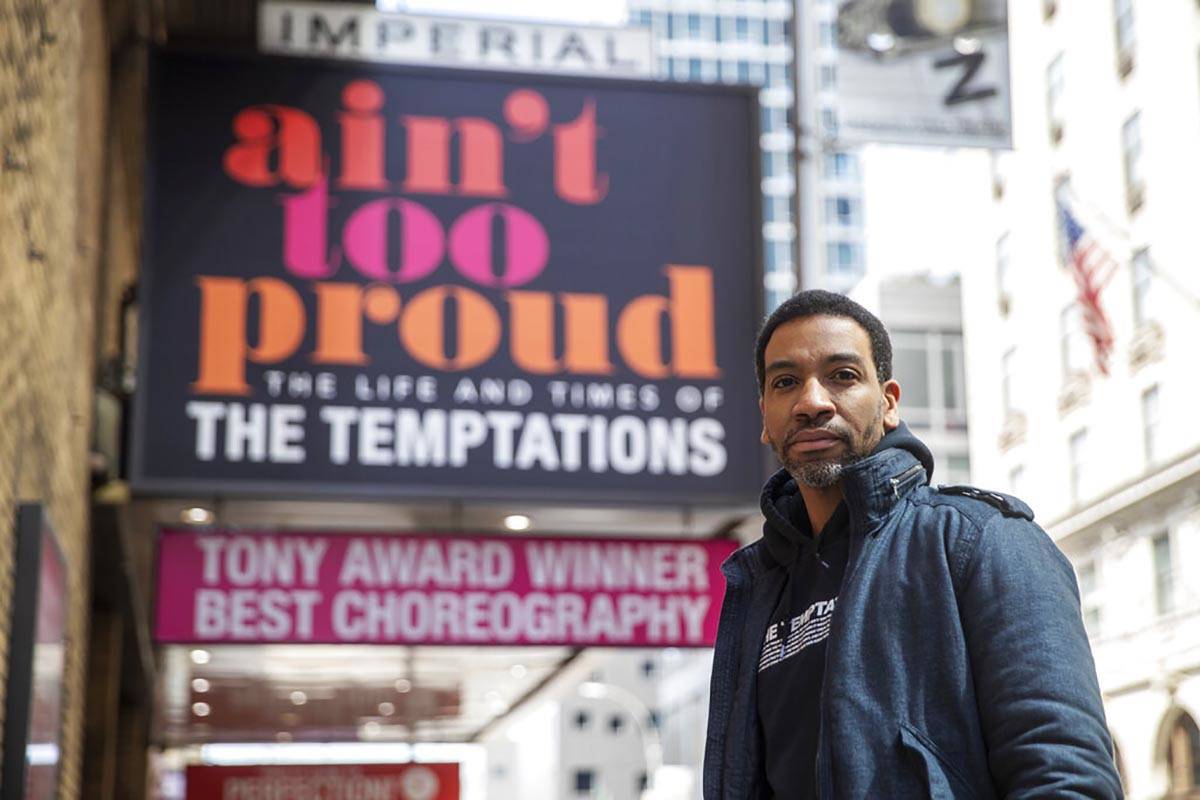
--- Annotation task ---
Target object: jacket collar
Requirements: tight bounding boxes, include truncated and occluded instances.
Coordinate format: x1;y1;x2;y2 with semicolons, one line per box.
756;422;934;565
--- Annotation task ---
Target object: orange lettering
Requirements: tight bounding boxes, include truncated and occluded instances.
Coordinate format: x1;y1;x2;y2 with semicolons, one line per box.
192;277;306;395
616;266;719;379
400;286;501;370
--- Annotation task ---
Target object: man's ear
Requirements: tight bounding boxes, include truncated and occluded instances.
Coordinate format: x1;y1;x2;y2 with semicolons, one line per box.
759;397;769;444
882;379;901;430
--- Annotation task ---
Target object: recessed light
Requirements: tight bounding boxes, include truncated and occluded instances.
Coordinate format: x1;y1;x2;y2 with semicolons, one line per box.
275;731;293;743
362;721;382;737
192;678;210;693
290;691;307;706
395;678;412;693
510;664;527;679
379;702;395;716
181;507;214;525
190;649;211;665
503;514;531;532
192;702;211;717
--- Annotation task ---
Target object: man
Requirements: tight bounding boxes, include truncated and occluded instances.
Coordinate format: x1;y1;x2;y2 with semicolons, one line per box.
703;290;1121;798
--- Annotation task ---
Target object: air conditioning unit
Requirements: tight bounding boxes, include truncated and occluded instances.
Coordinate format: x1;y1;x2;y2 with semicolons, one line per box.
998;412;1027;451
1057;372;1092;416
1129;321;1165;370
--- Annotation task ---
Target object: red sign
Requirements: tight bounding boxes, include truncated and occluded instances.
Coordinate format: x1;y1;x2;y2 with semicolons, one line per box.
155;530;737;647
186;763;458;800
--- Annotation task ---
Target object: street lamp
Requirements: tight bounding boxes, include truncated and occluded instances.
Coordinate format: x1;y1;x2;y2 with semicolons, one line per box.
578;681;664;800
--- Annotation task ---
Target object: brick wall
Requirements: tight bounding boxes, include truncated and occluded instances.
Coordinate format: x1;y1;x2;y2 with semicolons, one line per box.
0;1;114;796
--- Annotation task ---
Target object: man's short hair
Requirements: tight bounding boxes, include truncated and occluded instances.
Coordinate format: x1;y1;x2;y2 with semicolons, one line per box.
754;289;893;392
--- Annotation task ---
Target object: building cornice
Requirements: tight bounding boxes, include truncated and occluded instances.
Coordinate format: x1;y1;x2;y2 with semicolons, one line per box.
1047;444;1200;543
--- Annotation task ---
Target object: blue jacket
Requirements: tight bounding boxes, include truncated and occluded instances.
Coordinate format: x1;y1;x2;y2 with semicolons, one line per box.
703;429;1122;799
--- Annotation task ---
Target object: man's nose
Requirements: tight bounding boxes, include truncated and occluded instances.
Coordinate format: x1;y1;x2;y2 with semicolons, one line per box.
791;378;835;422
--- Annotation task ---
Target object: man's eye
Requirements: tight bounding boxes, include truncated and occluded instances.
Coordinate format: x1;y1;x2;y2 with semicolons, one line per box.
832;369;858;381
772;376;796;389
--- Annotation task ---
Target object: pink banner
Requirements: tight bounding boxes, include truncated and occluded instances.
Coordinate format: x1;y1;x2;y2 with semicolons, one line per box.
186;763;459;800
155;530;737;647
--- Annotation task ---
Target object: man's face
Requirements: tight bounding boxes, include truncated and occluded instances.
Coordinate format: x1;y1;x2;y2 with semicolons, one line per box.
759;315;901;488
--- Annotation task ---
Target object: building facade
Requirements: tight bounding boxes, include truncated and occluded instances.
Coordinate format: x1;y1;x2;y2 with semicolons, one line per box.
961;0;1200;795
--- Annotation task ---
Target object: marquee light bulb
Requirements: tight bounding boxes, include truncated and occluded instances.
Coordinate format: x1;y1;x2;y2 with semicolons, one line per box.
914;0;972;37
504;514;532;532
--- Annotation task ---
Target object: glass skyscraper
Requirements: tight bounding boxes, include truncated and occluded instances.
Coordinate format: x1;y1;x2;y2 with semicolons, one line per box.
626;0;798;310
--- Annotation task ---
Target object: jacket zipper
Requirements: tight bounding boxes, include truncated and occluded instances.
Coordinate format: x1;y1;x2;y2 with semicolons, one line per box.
889;462;925;498
815;466;916;797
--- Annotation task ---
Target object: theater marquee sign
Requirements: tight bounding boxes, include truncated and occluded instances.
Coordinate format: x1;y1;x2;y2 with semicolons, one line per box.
155;530;737;647
131;50;761;504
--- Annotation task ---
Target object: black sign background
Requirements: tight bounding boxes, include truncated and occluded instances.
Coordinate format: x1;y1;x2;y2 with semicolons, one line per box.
131;49;763;505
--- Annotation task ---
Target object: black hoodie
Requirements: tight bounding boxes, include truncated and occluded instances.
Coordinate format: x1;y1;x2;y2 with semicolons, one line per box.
755;423;935;799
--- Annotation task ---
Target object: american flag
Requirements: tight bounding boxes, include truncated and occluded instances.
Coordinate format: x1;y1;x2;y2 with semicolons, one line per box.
1058;202;1117;375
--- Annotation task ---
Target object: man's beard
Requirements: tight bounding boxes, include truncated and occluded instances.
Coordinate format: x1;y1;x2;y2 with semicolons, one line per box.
771;401;885;489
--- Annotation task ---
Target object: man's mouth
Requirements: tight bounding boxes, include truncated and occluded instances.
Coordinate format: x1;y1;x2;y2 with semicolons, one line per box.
785;430;846;454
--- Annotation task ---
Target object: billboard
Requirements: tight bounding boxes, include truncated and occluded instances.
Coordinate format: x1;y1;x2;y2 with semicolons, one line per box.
132;51;762;504
186;763;459;800
154;529;738;648
833;0;1011;148
259;1;655;77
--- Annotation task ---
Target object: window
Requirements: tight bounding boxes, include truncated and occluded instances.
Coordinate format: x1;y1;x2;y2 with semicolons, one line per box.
1122;112;1144;211
825;241;861;274
945;454;971;484
1002;347;1018;415
767;62;788;88
819;62;837;89
764;195;789;223
893;340;931;411
1142;385;1160;465
996;233;1012;312
1047;53;1065;141
1060;303;1091;377
824;196;860;227
766;239;792;271
688;58;703;81
574;769;595;795
1077;560;1101;632
1054;175;1072;265
819;21;836;48
1153;531;1174;616
1008;465;1026;496
1114;0;1134;73
823;151;859;179
1130;248;1153;326
735;17;749;41
763;150;786;179
766;20;785;45
687;13;701;38
737;60;750;83
1167;712;1200;793
1068;429;1088;503
821;107;838;134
